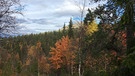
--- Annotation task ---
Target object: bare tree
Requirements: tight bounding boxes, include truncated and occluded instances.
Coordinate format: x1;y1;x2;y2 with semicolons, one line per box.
73;0;87;26
0;0;22;37
73;0;87;76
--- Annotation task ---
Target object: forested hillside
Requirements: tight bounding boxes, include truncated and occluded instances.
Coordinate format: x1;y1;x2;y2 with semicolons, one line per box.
0;0;135;76
1;30;67;55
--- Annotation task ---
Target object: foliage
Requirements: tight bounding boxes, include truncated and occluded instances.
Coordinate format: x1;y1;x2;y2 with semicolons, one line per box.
85;20;98;36
84;8;95;25
39;55;50;75
49;36;76;71
68;18;74;38
0;0;135;76
112;51;135;76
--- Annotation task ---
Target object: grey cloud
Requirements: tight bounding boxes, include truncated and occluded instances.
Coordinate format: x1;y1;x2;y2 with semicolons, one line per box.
16;0;91;35
54;9;79;17
17;18;51;25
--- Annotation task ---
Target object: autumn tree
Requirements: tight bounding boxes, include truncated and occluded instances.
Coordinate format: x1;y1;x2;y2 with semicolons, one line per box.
86;20;98;35
0;0;22;37
26;41;43;76
39;55;50;76
49;36;76;75
0;47;21;76
0;47;12;75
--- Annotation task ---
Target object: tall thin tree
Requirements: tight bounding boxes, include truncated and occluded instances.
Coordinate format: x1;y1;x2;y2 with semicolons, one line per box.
68;18;74;38
74;0;87;76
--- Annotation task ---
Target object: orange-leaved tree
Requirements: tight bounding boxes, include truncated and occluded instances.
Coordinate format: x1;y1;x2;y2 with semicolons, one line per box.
49;36;76;74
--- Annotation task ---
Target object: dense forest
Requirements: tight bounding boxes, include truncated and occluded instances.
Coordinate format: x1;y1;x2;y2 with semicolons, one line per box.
0;0;135;76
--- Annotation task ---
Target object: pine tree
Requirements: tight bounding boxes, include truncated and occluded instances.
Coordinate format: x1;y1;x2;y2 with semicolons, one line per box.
68;18;74;38
63;23;66;35
84;9;95;25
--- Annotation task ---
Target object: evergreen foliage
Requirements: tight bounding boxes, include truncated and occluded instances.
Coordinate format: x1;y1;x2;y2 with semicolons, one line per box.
68;18;74;38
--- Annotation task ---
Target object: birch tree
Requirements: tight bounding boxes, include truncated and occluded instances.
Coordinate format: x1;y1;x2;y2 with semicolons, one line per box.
74;0;87;76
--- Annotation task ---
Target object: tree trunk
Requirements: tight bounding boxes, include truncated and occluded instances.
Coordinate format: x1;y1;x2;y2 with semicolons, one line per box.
126;3;135;55
71;63;74;75
78;50;81;76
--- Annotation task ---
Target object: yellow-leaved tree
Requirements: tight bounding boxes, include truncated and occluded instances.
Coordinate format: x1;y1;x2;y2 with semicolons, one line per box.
86;20;98;35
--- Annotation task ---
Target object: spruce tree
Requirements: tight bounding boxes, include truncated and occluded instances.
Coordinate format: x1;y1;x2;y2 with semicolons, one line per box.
62;23;66;35
84;9;95;25
68;18;74;38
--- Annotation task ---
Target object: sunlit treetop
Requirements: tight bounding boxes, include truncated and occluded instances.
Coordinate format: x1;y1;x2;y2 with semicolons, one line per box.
86;20;98;35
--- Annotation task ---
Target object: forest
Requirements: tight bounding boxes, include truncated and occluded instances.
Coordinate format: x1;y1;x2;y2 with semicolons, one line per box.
0;0;135;76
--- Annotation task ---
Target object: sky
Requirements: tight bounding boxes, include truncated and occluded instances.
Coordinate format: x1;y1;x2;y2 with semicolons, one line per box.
16;0;105;35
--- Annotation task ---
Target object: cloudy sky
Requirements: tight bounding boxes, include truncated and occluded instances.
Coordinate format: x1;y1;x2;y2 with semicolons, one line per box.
16;0;105;35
